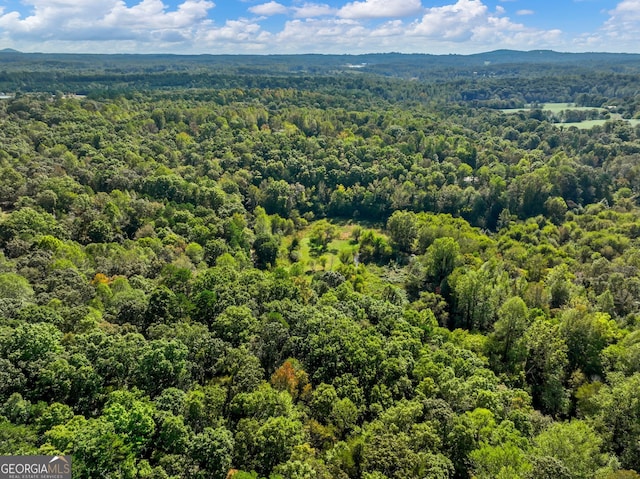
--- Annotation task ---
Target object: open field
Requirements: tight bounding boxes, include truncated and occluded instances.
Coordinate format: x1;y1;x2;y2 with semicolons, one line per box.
281;220;387;273
560;118;640;129
499;103;640;129
499;102;605;113
281;221;358;272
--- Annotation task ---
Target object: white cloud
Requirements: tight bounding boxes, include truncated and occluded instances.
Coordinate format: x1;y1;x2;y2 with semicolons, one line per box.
410;0;489;41
407;0;560;48
469;15;562;48
249;1;288;16
292;3;336;18
516;9;534;15
275;18;369;52
102;0;214;29
574;0;640;52
604;0;640;31
338;0;423;19
0;0;616;54
0;0;216;50
200;18;264;43
266;0;563;55
370;19;405;37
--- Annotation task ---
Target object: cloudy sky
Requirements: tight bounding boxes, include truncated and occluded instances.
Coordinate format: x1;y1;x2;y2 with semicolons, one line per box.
0;0;636;55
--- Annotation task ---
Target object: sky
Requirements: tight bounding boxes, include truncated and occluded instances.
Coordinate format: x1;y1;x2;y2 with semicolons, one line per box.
0;0;637;55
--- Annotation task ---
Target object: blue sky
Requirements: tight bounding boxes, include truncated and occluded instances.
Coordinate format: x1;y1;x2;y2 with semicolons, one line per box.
0;0;635;54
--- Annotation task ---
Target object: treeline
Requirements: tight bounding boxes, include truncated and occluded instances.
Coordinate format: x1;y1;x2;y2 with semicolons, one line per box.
2;51;640;114
2;90;636;228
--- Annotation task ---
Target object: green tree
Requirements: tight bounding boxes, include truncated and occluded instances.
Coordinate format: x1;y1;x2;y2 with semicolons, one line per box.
425;237;460;288
156;412;191;455
0;272;34;301
183;385;227;433
2;322;62;365
309;220;338;254
210;305;258;346
453;268;496;331
586;374;640;471
491;296;529;370
0;418;38;455
43;416;136;479
253;233;280;269
533;421;610;479
135;339;191;397
103;389;156;455
330;397;359;437
545;264;573;310
559;309;619;377
471;442;532;479
189;426;234;479
524;319;569;416
235;416;305;475
387;210;418;254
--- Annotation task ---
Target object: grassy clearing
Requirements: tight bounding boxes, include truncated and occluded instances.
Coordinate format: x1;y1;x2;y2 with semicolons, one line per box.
280;221;356;273
560;118;640;129
280;220;386;274
561;119;610;129
299;228;356;271
499;103;640;129
541;102;600;113
500;102;603;114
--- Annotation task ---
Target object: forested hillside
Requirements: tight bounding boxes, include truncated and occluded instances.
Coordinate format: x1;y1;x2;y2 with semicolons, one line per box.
1;53;640;479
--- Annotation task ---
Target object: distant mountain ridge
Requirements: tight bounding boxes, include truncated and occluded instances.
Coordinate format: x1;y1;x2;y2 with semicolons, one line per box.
1;49;640;93
0;49;639;64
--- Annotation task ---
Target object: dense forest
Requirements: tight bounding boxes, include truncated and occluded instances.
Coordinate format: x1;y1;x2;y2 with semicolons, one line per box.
2;51;640;478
